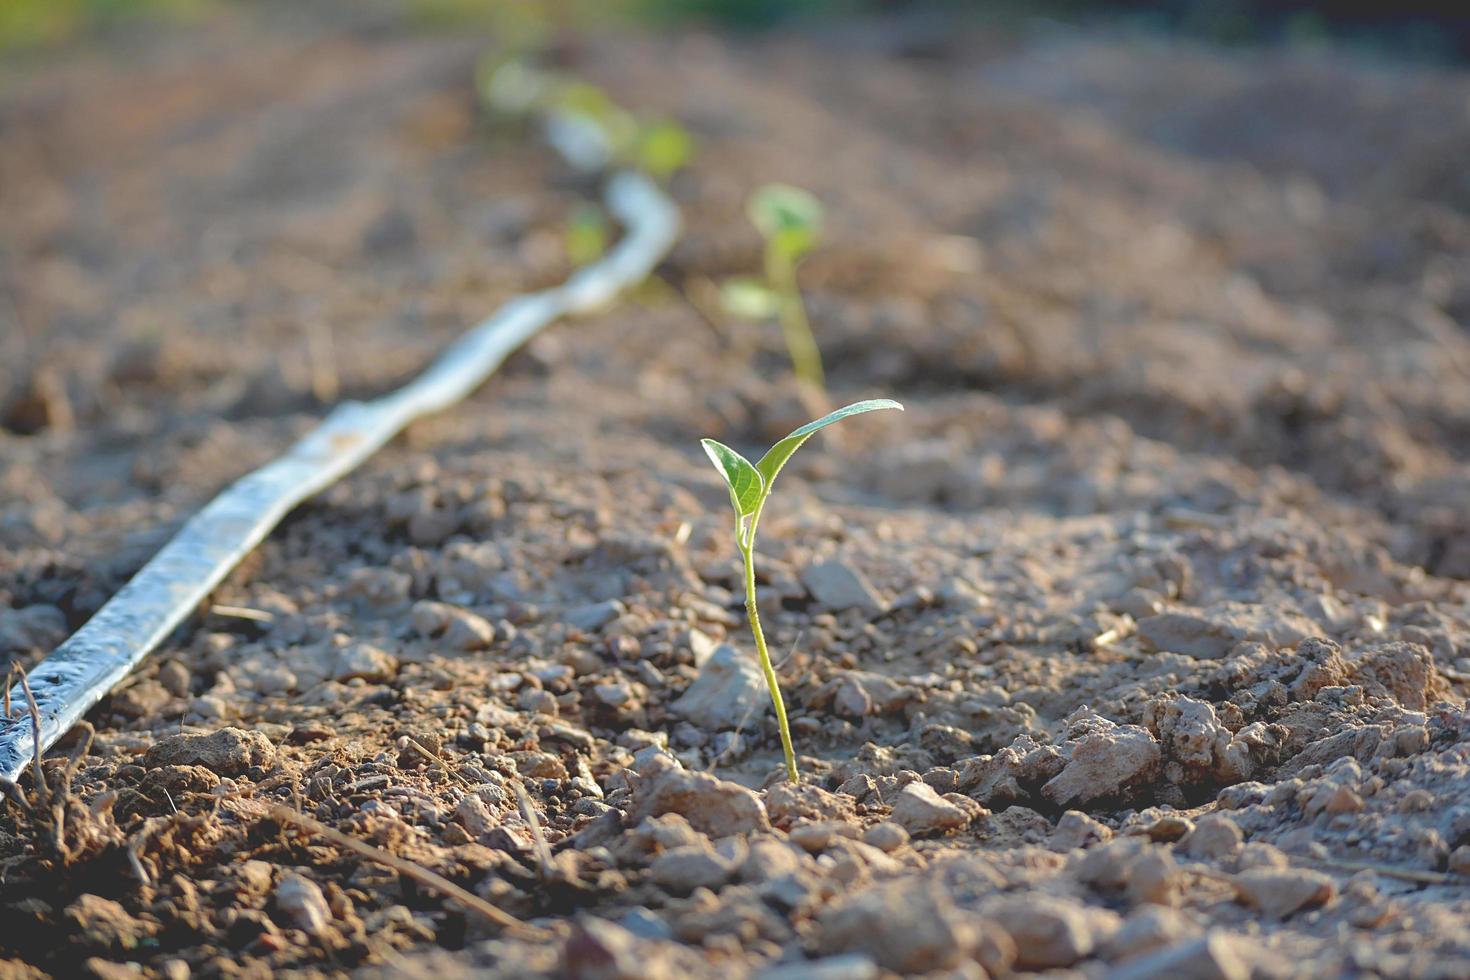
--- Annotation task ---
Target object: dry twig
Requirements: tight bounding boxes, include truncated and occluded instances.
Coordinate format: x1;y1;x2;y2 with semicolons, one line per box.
512;782;555;880
269;804;546;938
16;666;47;799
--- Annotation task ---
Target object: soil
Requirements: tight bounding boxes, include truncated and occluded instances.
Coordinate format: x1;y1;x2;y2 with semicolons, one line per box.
3;4;1470;978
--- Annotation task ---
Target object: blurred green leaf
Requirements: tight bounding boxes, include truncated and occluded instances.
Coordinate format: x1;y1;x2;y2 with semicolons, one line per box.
748;184;822;248
0;0;208;50
637;118;696;181
480;58;557;114
720;277;779;320
768;225;817;263
565;203;610;266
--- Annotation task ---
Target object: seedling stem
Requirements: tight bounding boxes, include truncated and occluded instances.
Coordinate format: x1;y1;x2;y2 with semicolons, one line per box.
701;398;903;783
764;242;824;390
721;184;827;391
736;500;798;782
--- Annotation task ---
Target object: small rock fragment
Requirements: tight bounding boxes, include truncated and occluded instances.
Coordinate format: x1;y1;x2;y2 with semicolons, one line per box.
789;823;839;853
1183;814;1243;861
1129;849;1182;907
862;822;909;852
816;880;973;973
65;894;158;950
275;873;332;937
1052;809;1113;851
561;918;644;980
593;681;635;708
237;860;275;895
889;782;973;837
455;793;496;839
1321;785;1364;816
1078;836;1178;905
143;728;275;776
566;600;624;632
830;675;873;719
1107;932;1250;980
648;845;733;894
618;907;673;941
1137;612;1245;660
1232;868;1334;919
141;764;221;798
765;782;856;827
1138;606;1317;661
2;365;73;435
412;600;495;650
757;954;879;980
1145;815;1194;843
1103;906;1196;962
815;671;913;718
987;895;1095;969
670;644;765;729
158;661;192;698
739;837;807;883
1288;637;1352;700
802;560;886;614
630;756;770;837
1235;842;1288;871
1043;719;1160;806
972;919;1019;977
328;643;398;683
1348;641;1449;711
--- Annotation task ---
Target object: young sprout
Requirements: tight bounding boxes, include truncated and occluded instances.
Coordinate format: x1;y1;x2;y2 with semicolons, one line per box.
565;202;610;266
552;81;639;153
476;50;696;184
700;398;903;782
635;118;696;183
721;184;826;391
479;56;554;116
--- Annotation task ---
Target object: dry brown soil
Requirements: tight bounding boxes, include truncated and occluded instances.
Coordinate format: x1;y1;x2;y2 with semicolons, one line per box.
3;5;1470;978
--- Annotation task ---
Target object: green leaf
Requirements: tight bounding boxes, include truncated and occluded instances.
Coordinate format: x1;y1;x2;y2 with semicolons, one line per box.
747;184;823;244
767;224;818;263
481;59;555;115
554;81;618;120
553;81;636;153
564;204;609;267
701;439;765;517
720;278;779;320
637;119;696;181
755;398;904;488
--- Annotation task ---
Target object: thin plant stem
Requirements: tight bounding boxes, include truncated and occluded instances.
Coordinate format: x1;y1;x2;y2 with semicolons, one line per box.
765;246;824;390
739;518;798;783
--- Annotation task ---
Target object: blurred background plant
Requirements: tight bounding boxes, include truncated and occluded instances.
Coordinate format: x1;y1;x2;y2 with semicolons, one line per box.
722;185;828;392
564;203;611;267
0;0;208;51
4;0;1467;62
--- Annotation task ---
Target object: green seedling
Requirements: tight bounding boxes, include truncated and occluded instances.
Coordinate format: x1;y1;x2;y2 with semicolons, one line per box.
478;55;554;116
552;80;638;150
477;51;696;183
556;87;696;182
565;202;610;266
722;184;826;390
701;398;903;782
635;118;696;183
